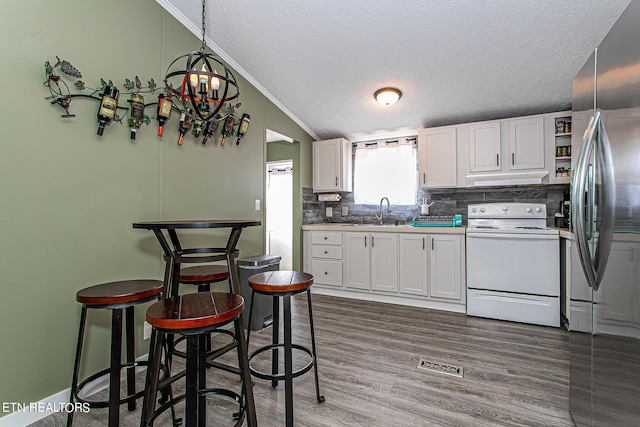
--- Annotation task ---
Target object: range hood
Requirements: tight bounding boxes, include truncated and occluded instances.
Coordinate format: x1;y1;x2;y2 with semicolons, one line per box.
465;171;549;187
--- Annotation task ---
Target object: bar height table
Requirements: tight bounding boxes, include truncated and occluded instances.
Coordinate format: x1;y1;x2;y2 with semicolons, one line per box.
133;220;261;427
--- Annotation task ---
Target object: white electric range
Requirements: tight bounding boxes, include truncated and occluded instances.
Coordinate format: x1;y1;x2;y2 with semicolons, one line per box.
466;203;560;327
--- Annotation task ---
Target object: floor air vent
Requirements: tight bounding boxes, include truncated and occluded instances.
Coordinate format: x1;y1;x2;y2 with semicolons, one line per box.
417;359;463;378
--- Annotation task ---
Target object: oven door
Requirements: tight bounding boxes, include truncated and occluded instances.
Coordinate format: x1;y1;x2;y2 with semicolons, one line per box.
466;232;559;296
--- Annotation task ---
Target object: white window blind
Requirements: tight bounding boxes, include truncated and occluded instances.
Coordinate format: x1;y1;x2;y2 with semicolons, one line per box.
353;138;417;205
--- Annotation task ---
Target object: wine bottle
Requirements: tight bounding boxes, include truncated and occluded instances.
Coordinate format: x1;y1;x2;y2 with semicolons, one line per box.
236;113;250;145
220;115;235;147
191;103;209;138
156;93;173;137
201;119;219;145
128;94;145;140
96;85;119;136
177;108;193;146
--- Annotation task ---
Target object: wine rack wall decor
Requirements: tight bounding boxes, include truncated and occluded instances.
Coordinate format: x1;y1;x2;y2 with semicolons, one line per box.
43;56;251;146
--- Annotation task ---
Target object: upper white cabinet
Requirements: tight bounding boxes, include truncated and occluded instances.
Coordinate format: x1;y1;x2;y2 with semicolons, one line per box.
507;116;544;170
464;114;548;186
418;126;457;188
467;117;544;175
468;121;501;173
313;138;352;192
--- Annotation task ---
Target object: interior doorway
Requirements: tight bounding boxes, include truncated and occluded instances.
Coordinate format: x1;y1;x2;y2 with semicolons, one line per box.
266;160;293;270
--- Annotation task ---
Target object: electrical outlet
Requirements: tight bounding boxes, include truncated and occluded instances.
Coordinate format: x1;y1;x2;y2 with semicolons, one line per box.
326;207;333;217
143;321;152;340
342;206;348;216
255;199;261;210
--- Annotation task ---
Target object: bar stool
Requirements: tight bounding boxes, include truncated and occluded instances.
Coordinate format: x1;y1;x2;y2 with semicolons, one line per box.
246;271;325;427
143;292;255;427
67;279;163;427
179;264;230;293
173;264;238;373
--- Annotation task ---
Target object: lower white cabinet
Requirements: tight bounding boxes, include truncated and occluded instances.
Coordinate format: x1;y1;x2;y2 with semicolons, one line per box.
345;232;397;292
429;234;463;300
305;231;343;287
398;234;428;295
398;234;463;300
304;229;465;310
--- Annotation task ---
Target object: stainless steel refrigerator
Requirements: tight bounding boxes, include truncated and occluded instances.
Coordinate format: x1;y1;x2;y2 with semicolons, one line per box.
570;0;640;425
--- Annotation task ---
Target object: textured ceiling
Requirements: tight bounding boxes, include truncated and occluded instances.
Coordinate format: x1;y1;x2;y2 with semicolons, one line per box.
159;0;631;142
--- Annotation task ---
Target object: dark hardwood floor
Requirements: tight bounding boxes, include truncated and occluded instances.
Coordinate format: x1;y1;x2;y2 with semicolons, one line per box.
33;293;573;426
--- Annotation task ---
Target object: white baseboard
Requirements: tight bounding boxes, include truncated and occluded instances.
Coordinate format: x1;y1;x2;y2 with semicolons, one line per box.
0;354;149;426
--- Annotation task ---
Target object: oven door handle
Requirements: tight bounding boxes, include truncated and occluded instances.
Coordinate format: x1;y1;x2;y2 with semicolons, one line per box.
466;233;558;240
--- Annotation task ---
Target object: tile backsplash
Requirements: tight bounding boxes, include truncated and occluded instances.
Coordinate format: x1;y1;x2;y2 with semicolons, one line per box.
303;184;570;227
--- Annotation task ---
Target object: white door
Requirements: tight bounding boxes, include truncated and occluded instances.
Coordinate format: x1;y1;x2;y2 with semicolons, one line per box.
370;233;398;293
398;234;428;296
508;117;544;170
429;234;462;300
266;161;293;270
345;232;370;290
468;121;501;172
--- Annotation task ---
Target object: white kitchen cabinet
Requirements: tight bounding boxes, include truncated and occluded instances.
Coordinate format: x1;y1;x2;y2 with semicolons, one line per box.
344;232;370;290
429;234;463;301
398;233;465;302
398;234;428;296
370;233;398;293
345;232;397;292
418;126;457;188
304;231;344;287
507;116;544;170
468;117;544;174
468;121;501;173
313;138;352;192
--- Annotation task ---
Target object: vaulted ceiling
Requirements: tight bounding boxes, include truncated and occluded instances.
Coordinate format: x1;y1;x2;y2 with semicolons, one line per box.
159;0;631;142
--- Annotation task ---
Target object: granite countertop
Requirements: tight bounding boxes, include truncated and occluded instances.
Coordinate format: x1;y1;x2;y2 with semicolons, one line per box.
302;223;467;234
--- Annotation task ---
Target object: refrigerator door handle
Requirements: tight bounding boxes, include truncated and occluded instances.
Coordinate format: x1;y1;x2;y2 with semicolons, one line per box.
593;116;616;290
572;113;598;289
571;112;616;291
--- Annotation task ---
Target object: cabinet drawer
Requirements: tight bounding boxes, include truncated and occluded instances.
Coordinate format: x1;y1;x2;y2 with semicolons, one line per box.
312;245;343;259
311;260;343;287
311;231;342;245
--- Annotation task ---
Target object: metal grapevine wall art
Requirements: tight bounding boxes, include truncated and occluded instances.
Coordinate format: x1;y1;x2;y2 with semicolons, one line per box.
43;55;250;144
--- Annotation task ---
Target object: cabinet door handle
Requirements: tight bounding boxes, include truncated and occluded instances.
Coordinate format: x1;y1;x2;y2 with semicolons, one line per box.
335;177;338;186
432;237;434;250
364;236;367;247
371;235;375;247
324;250;328;254
512;153;515;165
423;172;426;184
496;153;500;166
422;237;425;250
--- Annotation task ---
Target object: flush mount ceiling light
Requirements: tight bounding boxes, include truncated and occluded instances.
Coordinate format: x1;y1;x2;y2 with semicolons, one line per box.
374;87;402;107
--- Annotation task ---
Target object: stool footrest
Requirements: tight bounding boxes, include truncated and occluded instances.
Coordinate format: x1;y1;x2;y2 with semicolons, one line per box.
73;360;150;409
146;386;245;427
248;343;315;381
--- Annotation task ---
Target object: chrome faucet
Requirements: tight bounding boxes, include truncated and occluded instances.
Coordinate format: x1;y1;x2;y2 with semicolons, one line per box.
375;197;391;224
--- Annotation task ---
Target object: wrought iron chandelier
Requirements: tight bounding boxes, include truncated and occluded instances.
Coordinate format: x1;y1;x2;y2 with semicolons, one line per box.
164;0;240;124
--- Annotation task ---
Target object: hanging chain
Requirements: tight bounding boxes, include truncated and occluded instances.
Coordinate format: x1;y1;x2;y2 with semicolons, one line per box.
200;0;207;52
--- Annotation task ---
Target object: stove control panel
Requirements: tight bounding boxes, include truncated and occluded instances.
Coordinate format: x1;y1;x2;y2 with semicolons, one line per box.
468;203;547;219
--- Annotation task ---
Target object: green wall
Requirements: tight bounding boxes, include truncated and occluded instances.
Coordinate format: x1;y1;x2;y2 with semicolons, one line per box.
0;0;312;414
